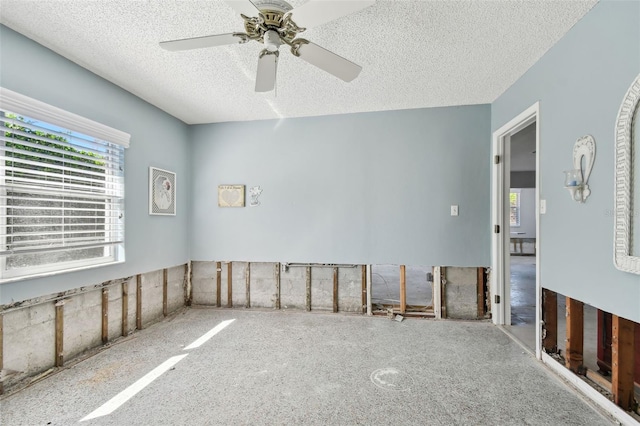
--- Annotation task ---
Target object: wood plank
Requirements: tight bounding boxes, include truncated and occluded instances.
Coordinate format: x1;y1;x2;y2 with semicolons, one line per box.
55;301;64;367
245;262;251;308
275;263;281;310
0;314;3;395
333;267;338;313
121;281;129;337
216;261;222;307
163;268;168;317
542;289;558;353
101;288;109;344
227;262;233;308
306;266;311;311
441;268;447;319
185;262;192;307
565;297;584;374
399;265;406;314
612;315;635;410
476;267;484;318
136;274;142;330
361;265;367;314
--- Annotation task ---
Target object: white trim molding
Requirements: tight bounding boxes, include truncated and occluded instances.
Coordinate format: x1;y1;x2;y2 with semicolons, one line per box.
542;353;638;426
613;73;640;274
0;87;131;148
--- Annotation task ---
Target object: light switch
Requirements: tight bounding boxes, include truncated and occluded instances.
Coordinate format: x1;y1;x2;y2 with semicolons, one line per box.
451;205;459;216
540;199;546;214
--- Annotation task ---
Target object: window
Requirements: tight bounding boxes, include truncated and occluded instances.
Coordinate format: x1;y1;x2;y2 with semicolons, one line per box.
0;88;130;282
510;190;521;227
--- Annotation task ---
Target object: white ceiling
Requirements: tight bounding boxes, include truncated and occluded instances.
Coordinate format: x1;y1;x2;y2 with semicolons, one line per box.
0;0;597;124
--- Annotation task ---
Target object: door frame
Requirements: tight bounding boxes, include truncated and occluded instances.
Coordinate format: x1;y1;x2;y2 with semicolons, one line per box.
491;102;541;360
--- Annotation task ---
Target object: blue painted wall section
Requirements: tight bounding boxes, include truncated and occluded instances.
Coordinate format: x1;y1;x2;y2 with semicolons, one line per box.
0;25;191;304
492;0;640;322
190;105;491;267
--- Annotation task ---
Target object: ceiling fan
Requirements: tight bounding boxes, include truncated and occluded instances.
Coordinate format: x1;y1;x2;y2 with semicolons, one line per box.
159;0;375;92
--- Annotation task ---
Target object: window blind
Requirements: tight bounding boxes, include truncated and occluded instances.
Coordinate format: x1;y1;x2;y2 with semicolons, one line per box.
0;88;129;282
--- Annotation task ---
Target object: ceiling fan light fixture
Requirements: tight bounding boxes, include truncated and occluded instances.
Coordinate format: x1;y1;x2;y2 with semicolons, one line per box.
263;30;282;52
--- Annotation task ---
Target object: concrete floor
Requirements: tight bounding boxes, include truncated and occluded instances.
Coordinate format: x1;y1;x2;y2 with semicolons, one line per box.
1;308;614;425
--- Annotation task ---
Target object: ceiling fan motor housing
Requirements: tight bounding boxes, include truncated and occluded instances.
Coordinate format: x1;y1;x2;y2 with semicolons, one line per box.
263;30;282;52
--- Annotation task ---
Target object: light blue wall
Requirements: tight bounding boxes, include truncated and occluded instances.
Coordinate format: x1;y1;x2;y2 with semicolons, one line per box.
190;105;491;267
492;0;640;322
0;25;191;304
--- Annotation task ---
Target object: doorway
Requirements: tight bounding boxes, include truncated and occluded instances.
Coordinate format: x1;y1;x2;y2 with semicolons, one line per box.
507;124;537;351
491;102;541;359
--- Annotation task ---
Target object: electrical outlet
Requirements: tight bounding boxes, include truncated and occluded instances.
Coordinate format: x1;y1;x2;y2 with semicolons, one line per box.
451;205;459;216
540;199;547;214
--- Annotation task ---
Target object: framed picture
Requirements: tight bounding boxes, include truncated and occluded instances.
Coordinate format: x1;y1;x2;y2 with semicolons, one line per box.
149;167;176;215
218;184;245;207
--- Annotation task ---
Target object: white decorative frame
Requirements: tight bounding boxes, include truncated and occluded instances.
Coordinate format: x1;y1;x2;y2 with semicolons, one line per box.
613;73;640;274
149;167;176;216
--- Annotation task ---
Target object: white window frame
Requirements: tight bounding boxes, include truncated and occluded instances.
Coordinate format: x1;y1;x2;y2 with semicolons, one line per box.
0;88;130;283
509;189;521;227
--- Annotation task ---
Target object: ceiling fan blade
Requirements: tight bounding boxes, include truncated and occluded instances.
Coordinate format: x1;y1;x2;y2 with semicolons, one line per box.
288;0;375;29
296;42;362;82
225;0;260;18
255;51;278;92
160;33;246;51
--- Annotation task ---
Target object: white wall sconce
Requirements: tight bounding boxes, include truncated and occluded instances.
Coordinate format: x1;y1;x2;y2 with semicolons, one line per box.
564;135;596;203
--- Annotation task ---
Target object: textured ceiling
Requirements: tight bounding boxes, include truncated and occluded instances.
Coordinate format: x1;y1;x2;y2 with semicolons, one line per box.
0;0;597;124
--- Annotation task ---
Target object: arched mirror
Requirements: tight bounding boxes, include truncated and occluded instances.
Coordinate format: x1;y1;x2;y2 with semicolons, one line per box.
614;73;640;274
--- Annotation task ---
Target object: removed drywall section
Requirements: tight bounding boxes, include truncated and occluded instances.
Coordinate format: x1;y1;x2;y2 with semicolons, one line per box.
280;265;307;310
2;304;55;389
191;261;217;305
249;262;278;309
190;262;367;313
140;270;164;327
444;267;483;320
310;267;334;311
0;265;188;394
167;265;187;313
337;267;364;313
231;262;248;308
63;291;102;360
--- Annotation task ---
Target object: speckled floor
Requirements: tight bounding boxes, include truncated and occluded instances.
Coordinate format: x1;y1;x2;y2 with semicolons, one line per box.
1;309;614;425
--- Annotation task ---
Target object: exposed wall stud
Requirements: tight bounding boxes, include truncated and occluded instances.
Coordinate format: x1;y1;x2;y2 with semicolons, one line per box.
216;261;222;307
275;262;281;309
399;265;406;314
0;314;4;395
305;266;311;311
163;268;168;317
227;262;233;308
245;262;251;308
185;262;192;306
121;281;129;337
612;315;635;410
136;274;142;330
441;267;447;319
542;289;558;353
361;265;367;314
101;288;109;344
333;267;339;313
565;297;584;374
476;267;485;318
55;300;65;367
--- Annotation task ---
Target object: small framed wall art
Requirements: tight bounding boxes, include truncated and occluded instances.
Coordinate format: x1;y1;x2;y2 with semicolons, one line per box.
149;167;176;215
218;184;245;207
